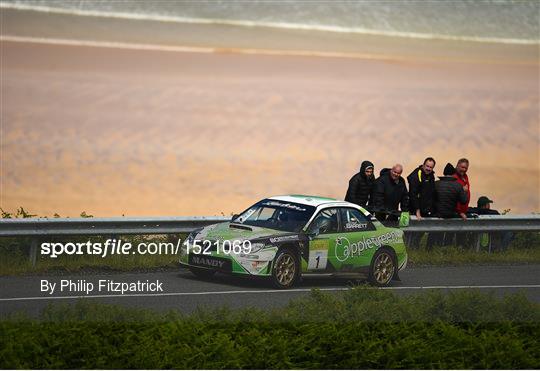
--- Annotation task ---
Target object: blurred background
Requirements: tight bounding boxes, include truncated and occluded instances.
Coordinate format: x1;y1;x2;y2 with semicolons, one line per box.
1;0;539;216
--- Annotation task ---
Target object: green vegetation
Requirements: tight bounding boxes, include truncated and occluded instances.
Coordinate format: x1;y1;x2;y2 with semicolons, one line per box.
408;231;540;266
408;245;540;266
1;288;539;369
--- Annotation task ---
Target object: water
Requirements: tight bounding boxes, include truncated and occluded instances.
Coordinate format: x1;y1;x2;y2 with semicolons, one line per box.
1;0;539;44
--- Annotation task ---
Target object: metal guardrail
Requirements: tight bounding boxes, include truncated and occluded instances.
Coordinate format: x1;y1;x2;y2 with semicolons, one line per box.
0;216;229;237
405;215;540;232
0;215;538;266
0;215;538;237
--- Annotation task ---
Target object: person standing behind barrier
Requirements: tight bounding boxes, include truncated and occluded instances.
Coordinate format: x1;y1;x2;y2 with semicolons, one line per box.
453;158;472;247
407;157;436;219
453;158;471;220
406;157;436;248
434;163;467;217
468;196;513;251
345;161;375;210
372;164;409;223
468;196;498;216
428;163;468;248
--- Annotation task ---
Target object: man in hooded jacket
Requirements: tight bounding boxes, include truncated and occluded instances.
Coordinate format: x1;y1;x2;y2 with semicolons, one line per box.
345;161;375;210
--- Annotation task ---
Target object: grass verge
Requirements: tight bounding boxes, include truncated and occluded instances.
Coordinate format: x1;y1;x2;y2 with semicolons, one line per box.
408;245;540;266
1;288;539;369
0;234;186;275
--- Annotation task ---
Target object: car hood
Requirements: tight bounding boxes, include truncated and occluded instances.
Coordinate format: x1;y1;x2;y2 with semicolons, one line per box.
196;222;292;241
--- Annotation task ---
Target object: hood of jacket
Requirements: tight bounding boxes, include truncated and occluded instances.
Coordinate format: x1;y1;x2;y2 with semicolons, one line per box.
359;160;375;180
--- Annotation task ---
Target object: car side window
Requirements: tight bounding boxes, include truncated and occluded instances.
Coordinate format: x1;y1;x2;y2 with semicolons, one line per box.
307;208;339;235
339;208;376;232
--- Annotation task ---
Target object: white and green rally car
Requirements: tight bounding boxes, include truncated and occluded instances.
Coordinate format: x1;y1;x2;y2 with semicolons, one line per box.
180;195;408;289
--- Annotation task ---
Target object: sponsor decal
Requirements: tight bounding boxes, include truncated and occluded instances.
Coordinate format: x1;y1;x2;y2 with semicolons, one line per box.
192;256;225;268
335;231;401;262
261;201;307;211
310;239;329;250
345;222;367;230
269;235;299;243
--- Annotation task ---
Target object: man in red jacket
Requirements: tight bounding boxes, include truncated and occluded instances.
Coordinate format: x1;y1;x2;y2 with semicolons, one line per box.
453;158;470;221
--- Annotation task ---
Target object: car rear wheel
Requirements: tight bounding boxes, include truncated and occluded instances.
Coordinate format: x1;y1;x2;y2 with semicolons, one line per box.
189;266;216;279
368;248;396;287
271;248;299;289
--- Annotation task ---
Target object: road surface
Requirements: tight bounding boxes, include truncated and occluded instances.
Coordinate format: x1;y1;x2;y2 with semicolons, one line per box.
1;265;539;317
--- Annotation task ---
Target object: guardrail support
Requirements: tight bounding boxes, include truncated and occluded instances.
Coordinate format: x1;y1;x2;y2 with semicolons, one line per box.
29;237;38;267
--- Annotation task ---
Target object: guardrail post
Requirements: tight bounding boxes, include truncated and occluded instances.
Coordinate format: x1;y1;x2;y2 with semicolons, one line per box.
474;234;481;253
29;237;38;267
405;232;414;249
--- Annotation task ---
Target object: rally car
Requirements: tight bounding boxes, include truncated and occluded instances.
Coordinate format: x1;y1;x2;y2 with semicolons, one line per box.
180;195;408;289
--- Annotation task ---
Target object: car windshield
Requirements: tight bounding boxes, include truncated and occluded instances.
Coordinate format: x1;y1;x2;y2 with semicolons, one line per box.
233;199;316;233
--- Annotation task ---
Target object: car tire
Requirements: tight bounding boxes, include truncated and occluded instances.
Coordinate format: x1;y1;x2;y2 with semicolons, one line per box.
368;247;396;287
271;248;299;289
189;266;216;279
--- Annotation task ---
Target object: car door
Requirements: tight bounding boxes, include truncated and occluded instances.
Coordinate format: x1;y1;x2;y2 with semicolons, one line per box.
333;208;378;271
305;208;340;272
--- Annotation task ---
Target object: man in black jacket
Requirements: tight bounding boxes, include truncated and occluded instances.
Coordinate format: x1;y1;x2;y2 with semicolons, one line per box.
428;163;468;248
468;196;513;251
434;163;467;218
407;157;436;219
345;160;375;209
406;157;436;248
468;196;499;216
372;164;409;222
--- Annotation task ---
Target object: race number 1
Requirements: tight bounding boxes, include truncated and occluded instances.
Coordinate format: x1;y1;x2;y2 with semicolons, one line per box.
308;250;328;270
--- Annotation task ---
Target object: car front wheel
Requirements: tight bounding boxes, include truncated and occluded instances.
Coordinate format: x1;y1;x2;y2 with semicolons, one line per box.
271;248;299;289
368;248;396;287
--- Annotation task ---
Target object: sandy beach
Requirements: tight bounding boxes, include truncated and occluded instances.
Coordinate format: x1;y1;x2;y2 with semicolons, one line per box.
1;6;538;216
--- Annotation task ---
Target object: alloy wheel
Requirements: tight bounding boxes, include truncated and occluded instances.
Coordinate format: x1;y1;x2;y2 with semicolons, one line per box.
274;253;296;286
373;252;395;285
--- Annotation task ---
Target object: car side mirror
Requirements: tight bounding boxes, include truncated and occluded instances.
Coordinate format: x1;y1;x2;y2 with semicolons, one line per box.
232;214;240;221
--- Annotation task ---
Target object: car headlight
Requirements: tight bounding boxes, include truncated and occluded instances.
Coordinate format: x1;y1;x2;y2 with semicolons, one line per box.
182;230;200;254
